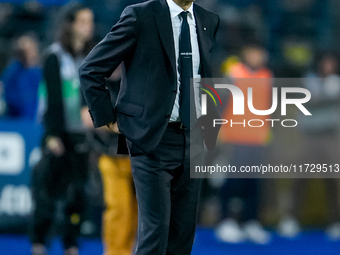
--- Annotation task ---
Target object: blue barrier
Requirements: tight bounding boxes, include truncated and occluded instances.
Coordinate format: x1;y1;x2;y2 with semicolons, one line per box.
0;119;43;232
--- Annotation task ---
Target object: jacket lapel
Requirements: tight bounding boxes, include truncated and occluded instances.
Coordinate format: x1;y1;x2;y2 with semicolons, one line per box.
194;5;213;77
152;1;213;81
153;0;176;85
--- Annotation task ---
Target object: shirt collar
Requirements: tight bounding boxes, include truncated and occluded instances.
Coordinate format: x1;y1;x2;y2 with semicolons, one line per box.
166;0;194;20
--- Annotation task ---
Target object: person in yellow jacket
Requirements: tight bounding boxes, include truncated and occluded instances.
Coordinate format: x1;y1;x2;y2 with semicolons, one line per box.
82;79;137;255
98;150;137;255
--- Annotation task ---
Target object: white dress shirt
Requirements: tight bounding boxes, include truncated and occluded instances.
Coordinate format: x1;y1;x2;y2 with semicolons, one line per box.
166;0;201;122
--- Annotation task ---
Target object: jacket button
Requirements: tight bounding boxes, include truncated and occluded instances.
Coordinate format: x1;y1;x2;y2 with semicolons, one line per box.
165;114;171;118
173;89;177;94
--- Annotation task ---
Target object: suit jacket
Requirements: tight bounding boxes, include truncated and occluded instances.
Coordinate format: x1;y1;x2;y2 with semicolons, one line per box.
79;0;221;154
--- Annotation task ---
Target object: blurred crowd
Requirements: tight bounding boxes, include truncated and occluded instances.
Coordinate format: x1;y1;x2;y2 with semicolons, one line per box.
1;0;340;254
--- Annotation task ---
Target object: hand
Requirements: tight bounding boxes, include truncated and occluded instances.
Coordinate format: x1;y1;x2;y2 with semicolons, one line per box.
107;122;121;134
81;107;94;129
46;136;65;157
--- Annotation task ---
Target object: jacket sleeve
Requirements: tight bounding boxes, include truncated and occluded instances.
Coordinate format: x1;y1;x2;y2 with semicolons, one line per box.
43;53;65;137
78;6;139;128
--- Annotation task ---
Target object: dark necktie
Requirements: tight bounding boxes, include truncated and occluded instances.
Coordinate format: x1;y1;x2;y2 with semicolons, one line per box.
179;11;196;128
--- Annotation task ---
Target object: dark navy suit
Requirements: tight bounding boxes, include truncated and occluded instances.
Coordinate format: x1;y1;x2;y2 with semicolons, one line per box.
79;0;220;254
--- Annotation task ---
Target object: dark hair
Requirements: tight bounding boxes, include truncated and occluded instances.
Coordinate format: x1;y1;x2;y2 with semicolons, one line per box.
56;1;93;57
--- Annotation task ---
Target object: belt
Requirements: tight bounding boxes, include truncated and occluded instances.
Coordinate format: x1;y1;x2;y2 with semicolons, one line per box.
167;122;187;130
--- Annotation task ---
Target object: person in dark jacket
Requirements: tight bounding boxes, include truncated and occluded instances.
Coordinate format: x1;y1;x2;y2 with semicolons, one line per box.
30;3;94;255
78;0;220;254
0;34;41;120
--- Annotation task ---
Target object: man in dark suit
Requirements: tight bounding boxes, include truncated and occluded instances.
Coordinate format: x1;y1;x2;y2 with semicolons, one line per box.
79;0;220;254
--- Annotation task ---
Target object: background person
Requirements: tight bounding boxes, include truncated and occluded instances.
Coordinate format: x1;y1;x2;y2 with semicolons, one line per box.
0;34;41;120
30;3;94;255
82;67;138;255
216;44;273;245
278;52;340;240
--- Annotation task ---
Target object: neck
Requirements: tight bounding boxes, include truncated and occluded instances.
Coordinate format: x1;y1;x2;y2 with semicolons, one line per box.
72;36;85;55
172;0;193;11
